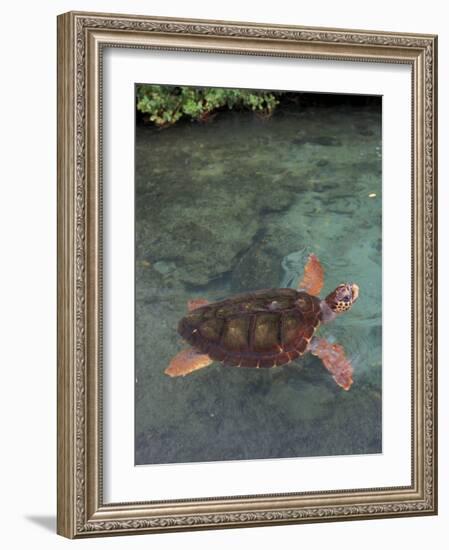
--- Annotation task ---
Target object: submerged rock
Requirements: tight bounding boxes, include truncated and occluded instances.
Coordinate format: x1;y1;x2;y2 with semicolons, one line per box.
280;249;309;288
230;242;283;293
153;260;177;275
135;132;301;286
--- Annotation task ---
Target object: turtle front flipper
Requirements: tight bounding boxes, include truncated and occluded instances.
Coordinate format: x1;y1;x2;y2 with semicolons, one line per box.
309;338;353;390
297;254;324;296
165;348;213;377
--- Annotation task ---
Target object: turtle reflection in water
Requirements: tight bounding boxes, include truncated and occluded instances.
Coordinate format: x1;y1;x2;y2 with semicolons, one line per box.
165;254;359;390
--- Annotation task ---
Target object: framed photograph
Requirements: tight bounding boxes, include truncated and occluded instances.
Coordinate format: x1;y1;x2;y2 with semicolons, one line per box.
57;11;438;538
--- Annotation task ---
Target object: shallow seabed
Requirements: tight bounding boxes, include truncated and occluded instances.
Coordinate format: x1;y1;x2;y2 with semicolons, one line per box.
135;94;382;465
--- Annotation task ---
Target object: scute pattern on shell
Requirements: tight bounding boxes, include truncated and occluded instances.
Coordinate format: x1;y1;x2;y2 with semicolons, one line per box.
179;289;321;368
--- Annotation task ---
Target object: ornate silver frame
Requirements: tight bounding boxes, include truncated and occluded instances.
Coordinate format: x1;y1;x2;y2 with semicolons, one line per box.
57;11;438;538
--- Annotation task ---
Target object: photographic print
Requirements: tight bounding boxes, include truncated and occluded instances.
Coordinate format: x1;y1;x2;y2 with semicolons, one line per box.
57;12;437;537
134;85;382;465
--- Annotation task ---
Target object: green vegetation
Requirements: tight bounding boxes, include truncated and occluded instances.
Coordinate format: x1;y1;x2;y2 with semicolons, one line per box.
136;85;281;127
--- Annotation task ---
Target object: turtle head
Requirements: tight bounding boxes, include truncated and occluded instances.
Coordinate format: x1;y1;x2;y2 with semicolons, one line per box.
325;283;359;315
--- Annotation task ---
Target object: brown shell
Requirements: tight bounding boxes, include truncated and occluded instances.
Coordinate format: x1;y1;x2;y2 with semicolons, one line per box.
178;288;322;368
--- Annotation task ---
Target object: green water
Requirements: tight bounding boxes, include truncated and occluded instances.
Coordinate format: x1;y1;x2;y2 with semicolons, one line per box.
135;93;382;465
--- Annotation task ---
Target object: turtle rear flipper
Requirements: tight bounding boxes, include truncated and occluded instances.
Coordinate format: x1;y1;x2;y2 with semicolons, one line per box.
310;337;353;390
165;348;213;377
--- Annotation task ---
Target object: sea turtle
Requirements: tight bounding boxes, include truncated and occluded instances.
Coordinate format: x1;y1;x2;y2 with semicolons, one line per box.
165;254;359;390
